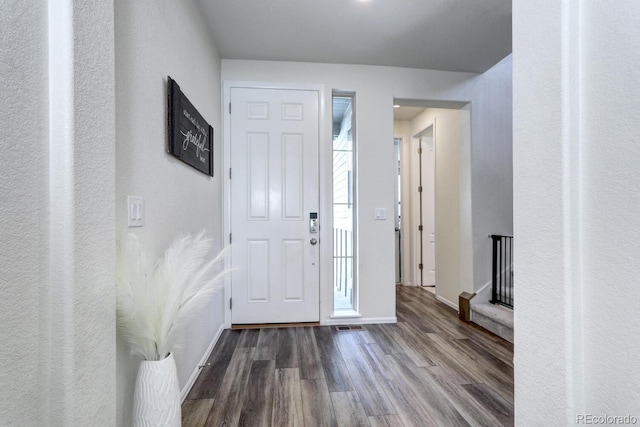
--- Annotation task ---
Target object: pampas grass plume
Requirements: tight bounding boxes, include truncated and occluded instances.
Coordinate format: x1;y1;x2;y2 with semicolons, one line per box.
117;232;229;361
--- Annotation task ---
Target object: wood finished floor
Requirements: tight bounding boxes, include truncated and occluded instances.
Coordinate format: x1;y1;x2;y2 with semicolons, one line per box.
183;286;514;426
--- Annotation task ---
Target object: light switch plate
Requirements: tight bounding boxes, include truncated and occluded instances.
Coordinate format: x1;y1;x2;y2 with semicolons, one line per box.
127;196;144;227
374;208;386;220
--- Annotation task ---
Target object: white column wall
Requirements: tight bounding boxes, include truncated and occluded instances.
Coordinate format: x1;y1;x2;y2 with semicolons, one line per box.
1;1;117;425
114;0;224;425
513;1;582;423
514;0;640;423
1;2;51;425
581;1;640;415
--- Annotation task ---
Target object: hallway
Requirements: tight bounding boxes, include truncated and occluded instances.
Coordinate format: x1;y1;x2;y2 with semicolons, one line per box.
182;286;514;426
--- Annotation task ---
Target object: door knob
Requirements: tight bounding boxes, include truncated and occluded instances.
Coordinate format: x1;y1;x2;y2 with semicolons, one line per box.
310;238;318;245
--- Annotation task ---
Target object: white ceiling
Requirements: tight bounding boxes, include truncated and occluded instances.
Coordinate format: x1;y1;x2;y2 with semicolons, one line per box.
195;0;511;74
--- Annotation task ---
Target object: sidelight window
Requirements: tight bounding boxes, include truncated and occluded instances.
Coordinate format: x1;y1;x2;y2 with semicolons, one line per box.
332;93;357;312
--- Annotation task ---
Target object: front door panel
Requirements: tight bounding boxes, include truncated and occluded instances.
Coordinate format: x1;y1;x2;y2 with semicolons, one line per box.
230;87;320;324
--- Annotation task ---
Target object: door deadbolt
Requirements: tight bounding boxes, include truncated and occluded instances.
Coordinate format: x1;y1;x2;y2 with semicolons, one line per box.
309;212;319;233
310;238;318;245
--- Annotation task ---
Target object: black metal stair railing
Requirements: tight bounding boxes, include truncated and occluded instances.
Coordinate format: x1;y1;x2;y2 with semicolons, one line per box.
490;234;514;309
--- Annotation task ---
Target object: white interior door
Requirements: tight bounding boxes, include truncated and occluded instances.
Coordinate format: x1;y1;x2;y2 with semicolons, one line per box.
421;135;436;286
413;133;436;287
230;87;320;324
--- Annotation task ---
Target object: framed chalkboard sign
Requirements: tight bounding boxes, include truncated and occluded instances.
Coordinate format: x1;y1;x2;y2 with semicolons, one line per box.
168;76;214;176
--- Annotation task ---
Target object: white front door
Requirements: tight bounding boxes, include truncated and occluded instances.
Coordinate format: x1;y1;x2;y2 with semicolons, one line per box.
230;87;320;324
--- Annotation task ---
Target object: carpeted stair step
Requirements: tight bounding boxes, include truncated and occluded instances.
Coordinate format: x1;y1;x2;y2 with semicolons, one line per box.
470;303;513;343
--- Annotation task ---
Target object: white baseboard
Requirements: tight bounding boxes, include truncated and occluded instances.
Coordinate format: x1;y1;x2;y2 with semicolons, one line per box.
436;294;459;312
325;316;397;326
180;323;225;403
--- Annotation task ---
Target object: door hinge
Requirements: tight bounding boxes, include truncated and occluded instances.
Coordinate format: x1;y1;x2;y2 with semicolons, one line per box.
418;186;423;193
229;168;232;179
419;263;424;270
229;298;232;310
418;225;423;231
229;102;232;114
418;147;423;154
229;233;232;244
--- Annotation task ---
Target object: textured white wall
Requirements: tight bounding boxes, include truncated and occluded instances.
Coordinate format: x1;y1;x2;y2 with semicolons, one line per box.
514;2;582;423
514;0;640;424
1;1;116;425
53;2;116;424
1;2;50;425
114;0;223;425
581;1;640;416
222;59;512;320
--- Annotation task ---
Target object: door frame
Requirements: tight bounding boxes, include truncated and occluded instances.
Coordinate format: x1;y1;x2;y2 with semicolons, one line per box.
394;137;403;285
399;118;437;289
223;81;328;327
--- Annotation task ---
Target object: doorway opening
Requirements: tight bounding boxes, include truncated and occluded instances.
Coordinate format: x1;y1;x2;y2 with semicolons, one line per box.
332;93;357;312
396;122;436;290
393;98;473;309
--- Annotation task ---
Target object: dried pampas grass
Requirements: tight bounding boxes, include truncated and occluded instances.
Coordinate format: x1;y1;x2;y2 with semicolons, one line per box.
117;231;229;361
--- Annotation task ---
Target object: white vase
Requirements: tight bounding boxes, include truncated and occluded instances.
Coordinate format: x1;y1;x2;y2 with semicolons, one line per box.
133;353;181;427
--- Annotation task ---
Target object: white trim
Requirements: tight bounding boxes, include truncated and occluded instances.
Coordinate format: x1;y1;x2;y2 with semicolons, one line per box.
324;316;397;326
329;310;362;320
393;137;402;284
436;294;459;312
222;81;327;327
180;323;225;403
222;83;232;328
